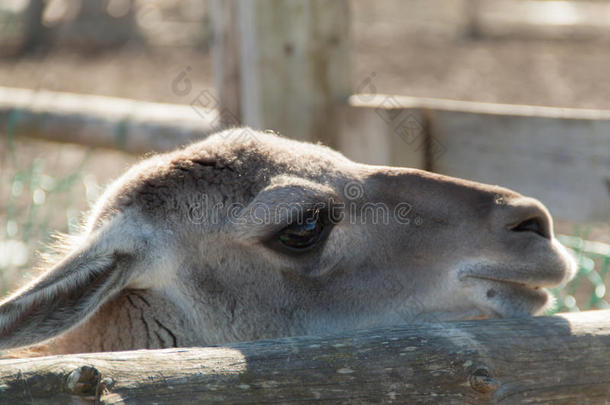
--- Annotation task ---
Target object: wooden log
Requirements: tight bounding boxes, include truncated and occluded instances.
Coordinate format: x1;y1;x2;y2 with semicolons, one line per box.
0;86;221;153
216;0;351;146
0;309;609;404
346;94;610;223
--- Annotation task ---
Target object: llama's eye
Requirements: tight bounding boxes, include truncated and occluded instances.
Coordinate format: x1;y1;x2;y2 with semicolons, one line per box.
278;210;325;251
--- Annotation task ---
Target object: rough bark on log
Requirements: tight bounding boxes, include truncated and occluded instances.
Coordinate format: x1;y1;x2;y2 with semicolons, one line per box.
0;309;609;404
0;86;221;154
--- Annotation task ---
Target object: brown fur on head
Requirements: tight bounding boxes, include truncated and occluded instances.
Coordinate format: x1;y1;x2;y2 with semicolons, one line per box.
0;129;575;355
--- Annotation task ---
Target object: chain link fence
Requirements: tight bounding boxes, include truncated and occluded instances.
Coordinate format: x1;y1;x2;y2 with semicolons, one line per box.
550;235;610;313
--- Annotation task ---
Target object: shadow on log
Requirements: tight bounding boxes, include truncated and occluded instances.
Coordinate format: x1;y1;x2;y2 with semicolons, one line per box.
0;309;609;404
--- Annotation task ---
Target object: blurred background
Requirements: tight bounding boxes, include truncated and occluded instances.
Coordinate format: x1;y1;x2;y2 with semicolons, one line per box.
0;0;608;313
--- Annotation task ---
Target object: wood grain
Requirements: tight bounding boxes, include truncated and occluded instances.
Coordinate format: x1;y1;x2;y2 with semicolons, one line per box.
1;310;609;404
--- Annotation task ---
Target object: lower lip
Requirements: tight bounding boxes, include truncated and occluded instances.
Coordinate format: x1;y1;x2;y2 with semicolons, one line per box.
507;283;549;299
468;276;548;296
465;277;550;317
495;283;550;316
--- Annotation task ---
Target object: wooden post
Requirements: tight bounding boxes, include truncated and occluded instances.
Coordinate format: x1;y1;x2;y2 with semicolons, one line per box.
212;0;351;146
20;0;46;53
210;0;242;127
50;0;137;49
1;310;609;403
465;0;482;39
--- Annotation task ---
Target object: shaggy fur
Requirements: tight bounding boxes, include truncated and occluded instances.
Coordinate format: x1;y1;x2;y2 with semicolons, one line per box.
0;129;575;355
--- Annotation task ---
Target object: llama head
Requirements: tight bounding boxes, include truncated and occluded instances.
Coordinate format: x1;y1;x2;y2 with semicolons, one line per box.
0;129;575;350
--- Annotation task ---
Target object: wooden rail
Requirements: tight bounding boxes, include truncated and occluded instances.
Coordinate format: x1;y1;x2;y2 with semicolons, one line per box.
0;86;220;154
0;309;609;404
1;86;609;221
340;94;610;222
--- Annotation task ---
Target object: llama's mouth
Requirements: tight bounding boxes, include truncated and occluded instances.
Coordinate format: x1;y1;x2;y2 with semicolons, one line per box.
461;275;551;318
465;275;546;293
463;315;489;320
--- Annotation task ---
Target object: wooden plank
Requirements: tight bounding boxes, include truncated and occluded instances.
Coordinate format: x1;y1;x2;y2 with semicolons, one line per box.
350;93;610;120
234;0;351;146
337;100;426;169
348;94;610;222
0;86;221;153
429;110;610;222
1;310;609;404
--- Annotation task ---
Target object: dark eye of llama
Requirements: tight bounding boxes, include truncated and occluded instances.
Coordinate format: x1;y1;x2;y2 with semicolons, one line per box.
278;209;326;251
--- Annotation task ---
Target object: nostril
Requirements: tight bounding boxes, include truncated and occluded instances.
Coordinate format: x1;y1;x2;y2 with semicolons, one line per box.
501;197;553;239
511;217;549;239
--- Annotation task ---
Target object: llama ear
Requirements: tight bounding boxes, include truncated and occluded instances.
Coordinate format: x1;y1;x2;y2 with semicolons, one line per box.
0;215;144;350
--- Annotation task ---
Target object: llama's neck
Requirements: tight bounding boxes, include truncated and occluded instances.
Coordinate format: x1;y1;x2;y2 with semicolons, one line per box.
42;290;192;355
